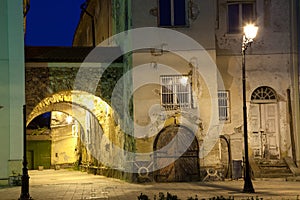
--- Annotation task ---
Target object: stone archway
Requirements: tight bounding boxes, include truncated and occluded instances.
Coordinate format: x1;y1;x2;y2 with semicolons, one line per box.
27;90;114;126
26;90;126;171
153;125;200;182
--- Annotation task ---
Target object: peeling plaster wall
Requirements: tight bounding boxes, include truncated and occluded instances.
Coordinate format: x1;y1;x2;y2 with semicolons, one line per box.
132;0;217;49
130;0;297;170
131;0;222;169
51;125;78;166
216;0;292;55
216;0;295;160
132;49;222;168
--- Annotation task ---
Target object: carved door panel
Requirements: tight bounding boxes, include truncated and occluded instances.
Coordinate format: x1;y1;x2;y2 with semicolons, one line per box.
250;104;280;159
175;138;200;182
261;104;280;159
250;104;262;158
154;126;199;182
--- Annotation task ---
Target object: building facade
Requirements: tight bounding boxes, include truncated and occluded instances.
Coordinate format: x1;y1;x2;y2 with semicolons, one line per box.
0;0;26;185
70;0;300;182
23;0;300;182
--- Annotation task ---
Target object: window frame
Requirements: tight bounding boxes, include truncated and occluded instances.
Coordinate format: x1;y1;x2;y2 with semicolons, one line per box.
218;90;231;122
157;0;189;27
251;86;277;103
160;75;192;110
227;1;256;34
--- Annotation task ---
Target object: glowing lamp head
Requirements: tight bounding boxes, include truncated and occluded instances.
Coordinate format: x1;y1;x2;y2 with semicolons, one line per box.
243;24;258;40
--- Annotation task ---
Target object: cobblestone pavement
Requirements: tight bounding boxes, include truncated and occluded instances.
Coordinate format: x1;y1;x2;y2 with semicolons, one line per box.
0;169;300;200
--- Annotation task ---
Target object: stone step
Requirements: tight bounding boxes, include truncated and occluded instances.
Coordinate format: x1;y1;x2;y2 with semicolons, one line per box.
259;163;293;176
259;163;287;167
260;168;292;174
259;173;294;178
252;159;295;178
259;164;289;168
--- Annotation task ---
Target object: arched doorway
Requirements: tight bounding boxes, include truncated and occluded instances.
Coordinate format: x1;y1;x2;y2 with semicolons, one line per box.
153;125;200;182
26;90;126;172
249;86;280;160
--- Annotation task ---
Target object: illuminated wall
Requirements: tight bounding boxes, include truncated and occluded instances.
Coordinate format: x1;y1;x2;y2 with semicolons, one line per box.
50;111;79;166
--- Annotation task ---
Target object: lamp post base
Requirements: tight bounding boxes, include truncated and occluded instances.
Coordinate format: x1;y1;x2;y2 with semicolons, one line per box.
18;172;32;200
243;179;255;193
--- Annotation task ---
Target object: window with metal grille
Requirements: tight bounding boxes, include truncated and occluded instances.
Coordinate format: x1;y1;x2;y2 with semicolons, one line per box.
161;75;191;110
218;90;230;121
227;2;256;34
158;0;188;27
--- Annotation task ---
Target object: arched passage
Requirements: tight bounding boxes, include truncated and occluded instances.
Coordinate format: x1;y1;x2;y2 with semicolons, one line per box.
153;125;200;182
26;90;126;171
27;90;114;126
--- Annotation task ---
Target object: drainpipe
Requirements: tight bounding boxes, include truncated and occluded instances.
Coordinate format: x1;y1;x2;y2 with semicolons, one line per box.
23;0;30;36
80;2;96;47
287;89;297;164
296;0;300;167
23;0;30;17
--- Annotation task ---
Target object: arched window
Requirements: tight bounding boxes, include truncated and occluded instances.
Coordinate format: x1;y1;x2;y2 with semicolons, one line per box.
251;86;277;103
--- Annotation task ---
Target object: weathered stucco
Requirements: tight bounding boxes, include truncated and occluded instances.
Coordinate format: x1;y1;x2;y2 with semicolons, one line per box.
24;0;299;182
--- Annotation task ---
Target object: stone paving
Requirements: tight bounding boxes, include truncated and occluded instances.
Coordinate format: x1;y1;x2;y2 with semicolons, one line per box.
0;169;300;200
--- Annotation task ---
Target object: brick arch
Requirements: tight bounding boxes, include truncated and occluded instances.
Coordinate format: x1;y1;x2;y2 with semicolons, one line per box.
27;90;115;127
28;102;92;133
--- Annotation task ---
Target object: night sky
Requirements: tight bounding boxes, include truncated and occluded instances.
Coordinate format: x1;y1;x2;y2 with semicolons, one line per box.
25;0;86;46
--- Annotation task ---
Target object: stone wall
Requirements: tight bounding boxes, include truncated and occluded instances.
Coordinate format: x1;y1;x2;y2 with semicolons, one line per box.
25;63;123;118
25;62;134;181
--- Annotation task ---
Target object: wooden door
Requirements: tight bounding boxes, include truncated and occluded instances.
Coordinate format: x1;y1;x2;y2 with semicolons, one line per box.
250;104;280;159
154;126;200;182
26;150;34;170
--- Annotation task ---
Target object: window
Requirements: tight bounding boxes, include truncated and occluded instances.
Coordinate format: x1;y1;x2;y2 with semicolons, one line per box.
218;90;230;121
161;75;191;110
158;0;188;27
251;86;277;103
227;2;255;33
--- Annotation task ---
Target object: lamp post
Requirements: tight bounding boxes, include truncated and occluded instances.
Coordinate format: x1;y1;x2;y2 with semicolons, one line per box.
19;105;32;200
242;24;258;193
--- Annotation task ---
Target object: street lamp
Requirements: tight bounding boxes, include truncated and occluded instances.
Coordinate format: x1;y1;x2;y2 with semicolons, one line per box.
19;105;32;200
242;24;258;193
